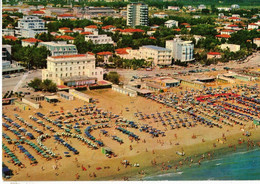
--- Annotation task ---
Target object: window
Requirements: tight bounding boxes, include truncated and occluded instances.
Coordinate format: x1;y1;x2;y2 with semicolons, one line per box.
83;71;85;75
60;74;62;77
77;62;79;64
56;68;58;71
66;67;67;71
66;73;67;77
70;67;72;70
95;72;97;75
56;74;58;77
79;66;80;69
83;66;85;69
79;72;80;75
60;68;62;71
92;72;94;75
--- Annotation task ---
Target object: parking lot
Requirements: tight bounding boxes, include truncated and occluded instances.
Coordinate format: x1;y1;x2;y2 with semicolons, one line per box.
2;70;42;93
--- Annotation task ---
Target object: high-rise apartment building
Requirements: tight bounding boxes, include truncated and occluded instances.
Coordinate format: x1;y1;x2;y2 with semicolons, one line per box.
166;38;194;62
15;16;48;38
127;2;148;27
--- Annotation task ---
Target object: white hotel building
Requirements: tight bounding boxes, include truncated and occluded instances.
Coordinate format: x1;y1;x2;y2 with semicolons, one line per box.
15;16;48;38
166;38;194;62
42;54;103;86
125;45;172;66
85;32;114;45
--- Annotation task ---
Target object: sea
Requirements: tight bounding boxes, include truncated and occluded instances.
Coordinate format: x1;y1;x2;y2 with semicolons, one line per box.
144;148;260;180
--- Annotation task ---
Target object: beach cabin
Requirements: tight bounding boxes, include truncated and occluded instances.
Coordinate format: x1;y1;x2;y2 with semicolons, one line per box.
112;85;137;97
45;95;59;103
57;91;74;100
69;89;93;102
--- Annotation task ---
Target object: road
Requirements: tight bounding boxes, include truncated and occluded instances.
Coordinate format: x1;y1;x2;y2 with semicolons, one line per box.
2;52;259;93
109;51;260;83
2;70;42;93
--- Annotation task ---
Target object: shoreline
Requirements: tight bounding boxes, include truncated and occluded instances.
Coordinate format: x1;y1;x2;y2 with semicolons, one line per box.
94;129;260;181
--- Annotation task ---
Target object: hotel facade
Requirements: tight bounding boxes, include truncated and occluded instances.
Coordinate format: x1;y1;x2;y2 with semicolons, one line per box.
42;54;103;86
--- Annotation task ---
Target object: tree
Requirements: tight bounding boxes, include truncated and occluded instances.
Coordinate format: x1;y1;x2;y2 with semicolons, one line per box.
28;78;43;91
106;72;120;84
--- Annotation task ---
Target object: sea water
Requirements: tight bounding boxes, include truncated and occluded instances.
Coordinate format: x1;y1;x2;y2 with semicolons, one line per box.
144;148;260;180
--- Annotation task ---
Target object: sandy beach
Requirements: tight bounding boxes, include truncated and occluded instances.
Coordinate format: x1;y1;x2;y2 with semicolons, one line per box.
2;77;260;181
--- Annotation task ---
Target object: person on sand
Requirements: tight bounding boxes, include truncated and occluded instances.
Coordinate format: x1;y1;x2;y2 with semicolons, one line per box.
82;165;87;171
75;173;79;180
93;172;96;177
117;167;120;171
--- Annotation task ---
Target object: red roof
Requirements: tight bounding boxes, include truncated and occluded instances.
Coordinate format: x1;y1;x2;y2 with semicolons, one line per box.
40;8;46;10
121;28;144;33
22;38;43;43
254;38;260;40
216;34;231;38
32;11;45;14
2;14;9;17
80;32;93;35
73;28;83;31
112;28;123;32
64;30;73;33
59;27;70;30
115;48;131;55
85;25;98;29
221;29;235;32
227;24;238;27
51;54;87;59
181;23;190;26
208;52;221;55
58;14;74;17
3;35;18;41
249;23;258;26
149;37;156;40
228;17;240;20
102;25;116;30
97;51;113;56
173;28;181;32
87;52;95;55
55;35;75;40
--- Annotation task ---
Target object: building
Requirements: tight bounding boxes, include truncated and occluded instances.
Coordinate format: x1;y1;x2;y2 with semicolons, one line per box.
42;54;103;86
128;45;172;66
84;25;98;33
58;27;71;34
15;16;48;38
198;4;206;10
85;32;114;45
207;52;221;59
253;38;260;48
168;6;180;11
57;14;75;20
166;38;194;62
74;6;115;18
153;12;169;19
220;29;235;35
2;45;12;63
231;4;240;9
102;25;116;32
220;44;240;52
164;20;178;28
127;2;148;27
2;29;15;36
38;41;78;56
21;38;43;47
248;23;259;30
97;52;113;64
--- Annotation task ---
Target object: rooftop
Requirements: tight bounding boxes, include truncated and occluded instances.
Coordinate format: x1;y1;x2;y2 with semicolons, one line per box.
142;45;171;52
39;42;76;47
50;54;88;59
22;38;43;43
